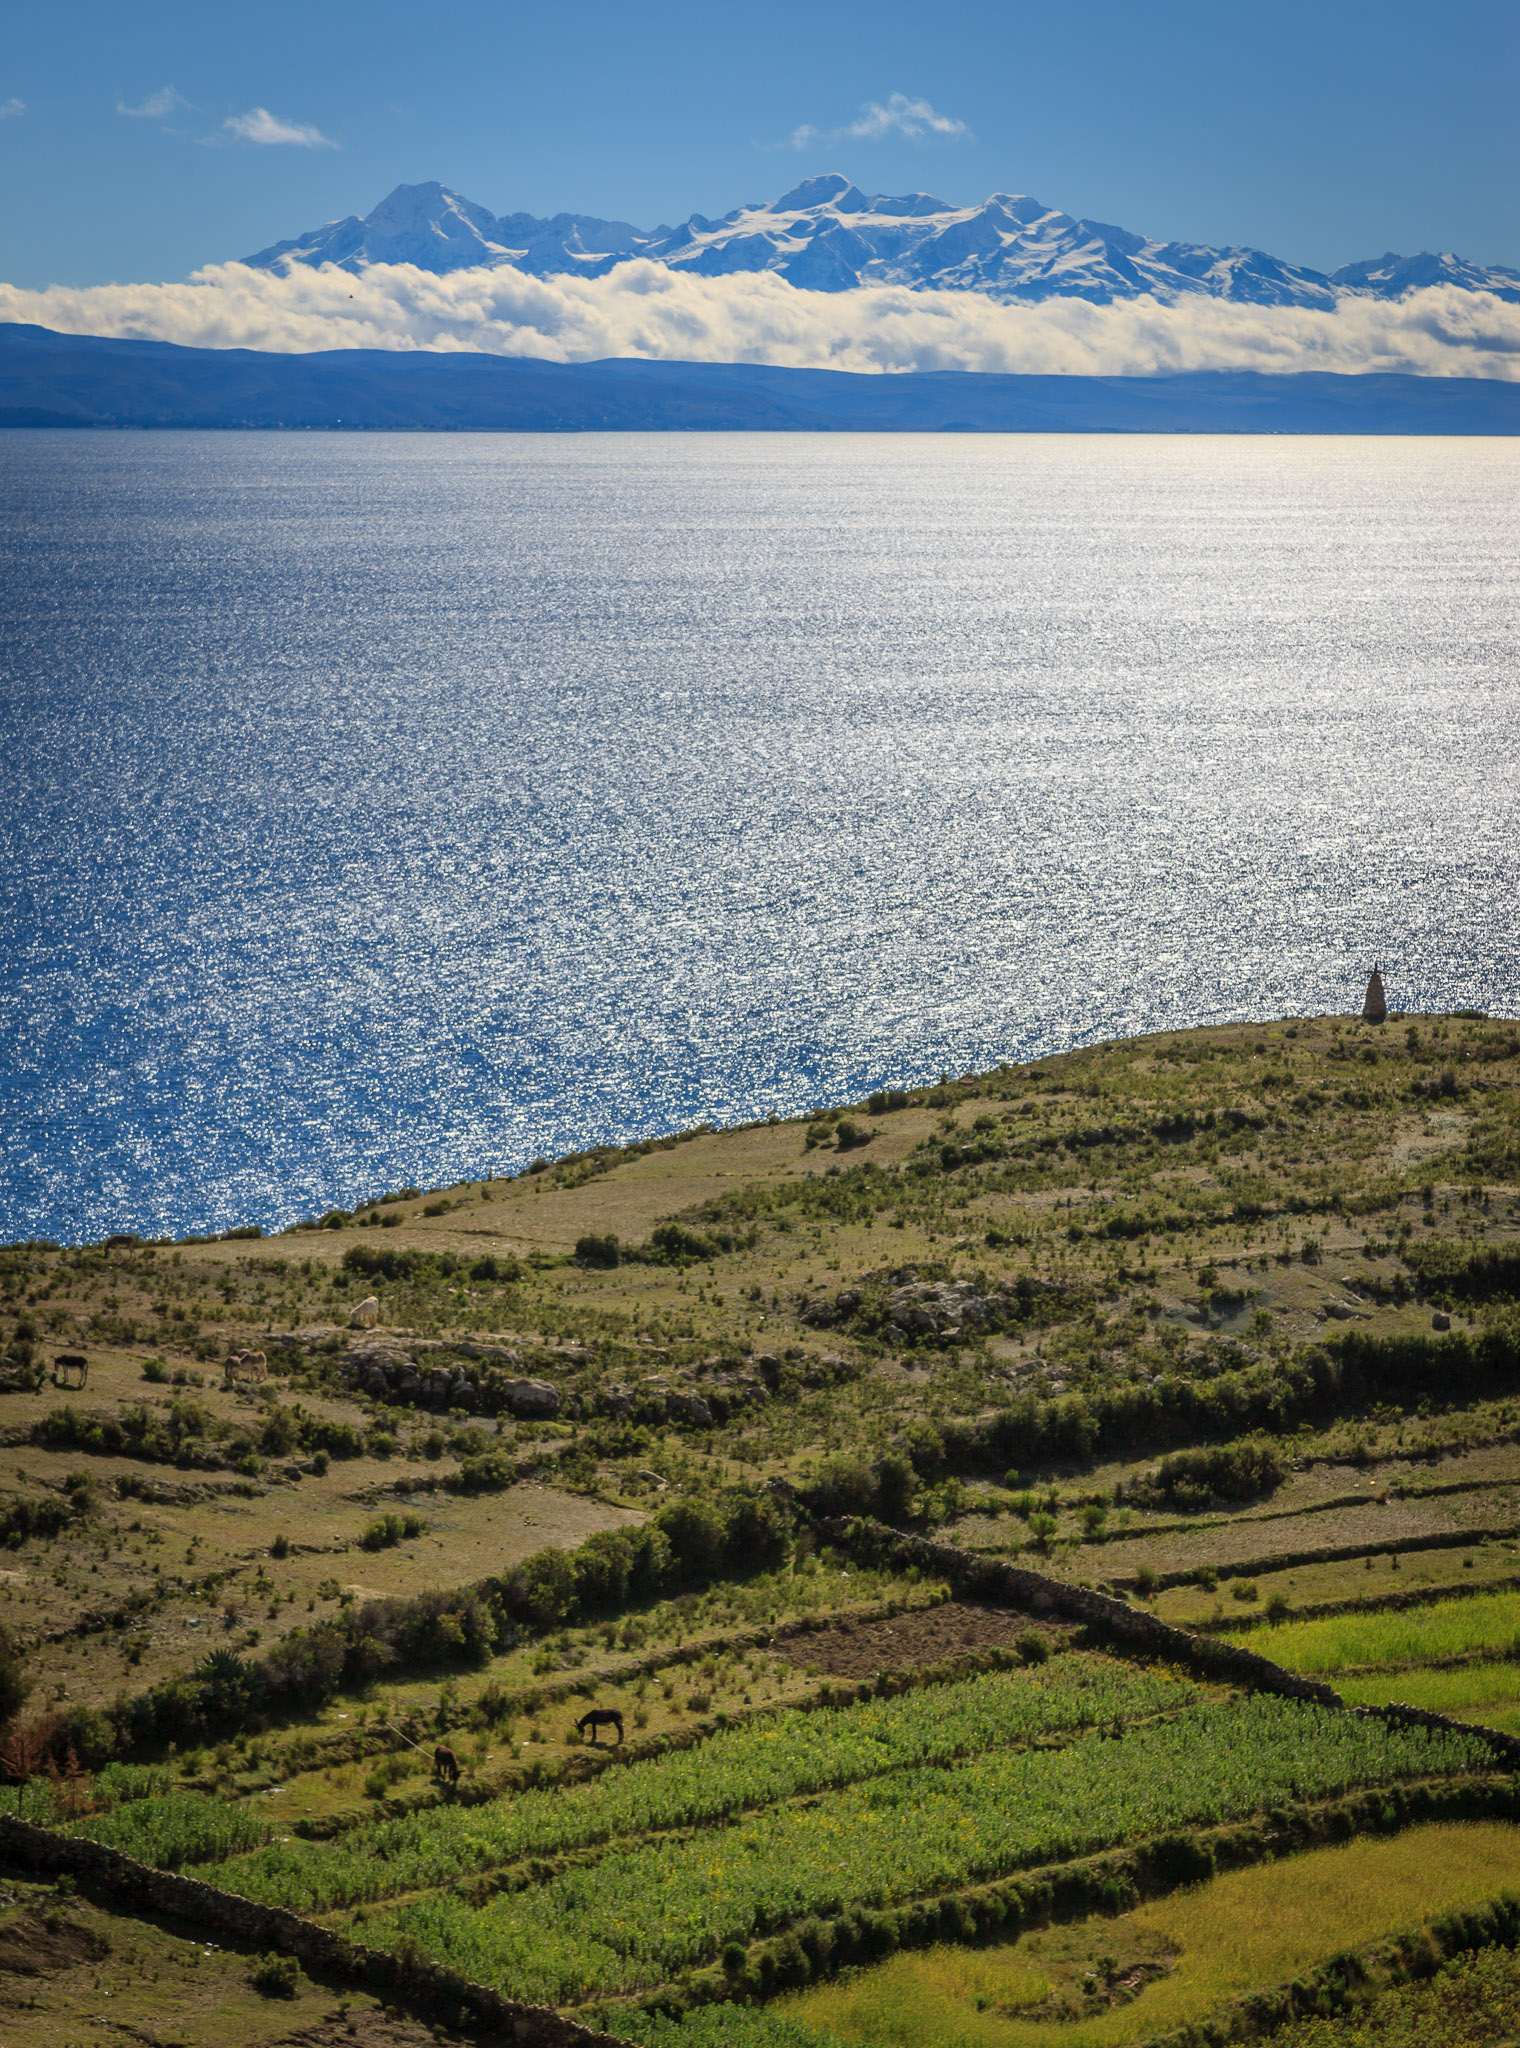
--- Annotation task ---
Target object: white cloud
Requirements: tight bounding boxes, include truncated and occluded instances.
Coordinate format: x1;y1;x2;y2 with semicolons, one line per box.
0;259;1517;382
223;107;336;148
845;94;972;143
0;98;24;122
118;85;188;119
787;93;972;150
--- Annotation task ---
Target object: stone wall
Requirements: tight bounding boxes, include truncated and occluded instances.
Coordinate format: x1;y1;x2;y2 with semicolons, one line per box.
0;1815;636;2048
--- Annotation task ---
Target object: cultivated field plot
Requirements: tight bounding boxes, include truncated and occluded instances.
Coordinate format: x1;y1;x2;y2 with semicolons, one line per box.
1221;1587;1520;1736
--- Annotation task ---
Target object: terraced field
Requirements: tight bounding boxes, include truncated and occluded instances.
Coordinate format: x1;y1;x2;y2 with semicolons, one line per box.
5;1009;1520;2048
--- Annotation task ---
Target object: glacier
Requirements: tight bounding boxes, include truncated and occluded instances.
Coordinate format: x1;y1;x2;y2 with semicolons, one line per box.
243;172;1520;309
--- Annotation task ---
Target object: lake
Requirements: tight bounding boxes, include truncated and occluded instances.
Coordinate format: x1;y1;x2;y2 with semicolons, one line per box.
1;429;1516;1243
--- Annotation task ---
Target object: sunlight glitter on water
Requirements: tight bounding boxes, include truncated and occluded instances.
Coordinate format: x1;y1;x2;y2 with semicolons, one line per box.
1;431;1516;1241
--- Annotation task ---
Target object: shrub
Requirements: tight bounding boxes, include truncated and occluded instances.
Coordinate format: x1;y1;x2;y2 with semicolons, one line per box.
359;1512;424;1552
1402;1239;1520;1308
469;1253;522;1283
805;1456;879;1519
1142;1438;1286;1511
0;1647;29;1726
448;1453;515;1495
1015;1631;1050;1666
649;1223;719;1264
0;1496;70;1547
248;1951;300;1998
576;1234;621;1269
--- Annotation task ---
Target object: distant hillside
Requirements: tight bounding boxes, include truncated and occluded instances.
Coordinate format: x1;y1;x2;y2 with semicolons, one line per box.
4;325;1520;434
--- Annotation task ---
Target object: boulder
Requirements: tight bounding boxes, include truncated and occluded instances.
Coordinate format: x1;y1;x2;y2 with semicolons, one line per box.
668;1392;713;1428
503;1378;560;1419
350;1297;380;1329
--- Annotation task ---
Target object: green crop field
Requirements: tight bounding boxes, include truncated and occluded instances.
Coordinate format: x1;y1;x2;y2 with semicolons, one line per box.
350;1696;1488;2004
1235;1590;1520;1676
200;1654;1197;1912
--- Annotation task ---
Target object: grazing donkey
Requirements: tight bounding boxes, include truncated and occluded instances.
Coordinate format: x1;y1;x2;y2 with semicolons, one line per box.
52;1355;89;1390
576;1707;624;1747
223;1350;268;1387
433;1743;461;1786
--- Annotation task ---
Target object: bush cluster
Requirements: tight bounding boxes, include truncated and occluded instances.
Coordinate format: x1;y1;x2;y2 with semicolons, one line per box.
341;1244;522;1286
1121;1438;1287;1513
1401;1239;1520;1308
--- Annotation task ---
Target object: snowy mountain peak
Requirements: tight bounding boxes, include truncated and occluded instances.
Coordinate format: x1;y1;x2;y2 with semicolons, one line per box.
242;179;1520;309
768;173;869;213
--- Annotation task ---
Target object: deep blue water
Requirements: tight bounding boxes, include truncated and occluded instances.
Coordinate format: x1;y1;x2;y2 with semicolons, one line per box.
1;430;1517;1245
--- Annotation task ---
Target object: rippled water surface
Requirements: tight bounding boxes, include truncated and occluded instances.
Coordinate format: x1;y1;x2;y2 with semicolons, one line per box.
1;430;1516;1242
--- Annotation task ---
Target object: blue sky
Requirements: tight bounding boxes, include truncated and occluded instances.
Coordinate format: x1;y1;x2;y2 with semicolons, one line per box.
2;0;1516;289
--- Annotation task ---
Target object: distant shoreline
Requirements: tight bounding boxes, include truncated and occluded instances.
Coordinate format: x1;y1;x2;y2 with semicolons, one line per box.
4;325;1519;435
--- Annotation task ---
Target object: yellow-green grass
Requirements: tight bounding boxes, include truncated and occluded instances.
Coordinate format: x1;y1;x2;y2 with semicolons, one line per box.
1336;1661;1520;1735
788;1821;1520;2048
1230;1590;1520;1675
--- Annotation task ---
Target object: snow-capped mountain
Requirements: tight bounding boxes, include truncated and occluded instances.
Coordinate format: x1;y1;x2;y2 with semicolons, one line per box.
244;174;1520;308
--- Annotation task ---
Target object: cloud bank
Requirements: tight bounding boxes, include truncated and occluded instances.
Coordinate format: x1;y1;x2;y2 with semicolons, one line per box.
2;259;1518;380
223;107;336;148
787;93;973;150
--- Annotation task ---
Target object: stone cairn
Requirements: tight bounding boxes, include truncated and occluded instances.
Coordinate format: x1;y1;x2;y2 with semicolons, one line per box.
1362;963;1388;1022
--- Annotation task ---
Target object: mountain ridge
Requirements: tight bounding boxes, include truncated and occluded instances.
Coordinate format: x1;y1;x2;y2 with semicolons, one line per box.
243;174;1520;309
